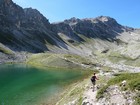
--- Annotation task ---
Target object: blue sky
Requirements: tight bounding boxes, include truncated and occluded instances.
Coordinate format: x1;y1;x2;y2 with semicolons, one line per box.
13;0;140;28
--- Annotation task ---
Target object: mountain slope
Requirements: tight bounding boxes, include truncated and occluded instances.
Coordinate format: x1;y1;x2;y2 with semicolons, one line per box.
53;16;139;54
0;0;140;67
0;0;66;53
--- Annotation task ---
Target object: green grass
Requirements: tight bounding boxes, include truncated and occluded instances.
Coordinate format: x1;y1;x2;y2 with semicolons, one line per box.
78;95;83;105
0;46;13;55
108;73;140;90
56;77;90;105
27;53;79;69
108;50;135;61
97;73;140;104
107;51;140;67
27;53;95;70
96;85;108;99
101;66;113;72
134;92;140;105
64;54;92;65
124;58;140;67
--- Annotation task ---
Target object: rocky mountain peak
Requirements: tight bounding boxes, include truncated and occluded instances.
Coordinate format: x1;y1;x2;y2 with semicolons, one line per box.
24;8;41;15
23;7;51;30
0;0;12;4
82;16;118;24
0;0;66;53
96;16;119;27
97;16;115;22
24;7;49;22
64;17;81;25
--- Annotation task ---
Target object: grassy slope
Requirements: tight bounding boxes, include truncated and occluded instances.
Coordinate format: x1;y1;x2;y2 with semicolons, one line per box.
56;77;90;105
26;53;95;69
97;73;140;104
0;43;14;55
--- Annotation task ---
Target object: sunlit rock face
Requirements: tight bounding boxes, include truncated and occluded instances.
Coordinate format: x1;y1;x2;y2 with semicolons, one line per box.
54;16;126;42
0;0;65;53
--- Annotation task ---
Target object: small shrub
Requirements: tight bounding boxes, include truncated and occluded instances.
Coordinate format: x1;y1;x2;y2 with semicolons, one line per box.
96;85;108;99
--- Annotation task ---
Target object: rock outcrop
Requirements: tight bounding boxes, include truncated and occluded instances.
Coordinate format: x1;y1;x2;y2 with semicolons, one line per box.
54;16;128;42
0;0;65;53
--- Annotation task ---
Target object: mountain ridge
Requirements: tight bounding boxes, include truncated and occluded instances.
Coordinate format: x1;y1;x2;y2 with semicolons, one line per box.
0;0;140;67
0;0;67;53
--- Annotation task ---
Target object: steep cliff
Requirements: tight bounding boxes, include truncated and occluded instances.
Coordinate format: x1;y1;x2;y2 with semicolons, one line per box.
0;0;65;53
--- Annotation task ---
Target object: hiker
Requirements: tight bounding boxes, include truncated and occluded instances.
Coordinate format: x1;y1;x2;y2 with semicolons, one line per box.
91;73;99;91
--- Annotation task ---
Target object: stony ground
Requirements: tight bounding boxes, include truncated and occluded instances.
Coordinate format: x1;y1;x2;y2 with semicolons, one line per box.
82;85;99;105
82;84;135;105
0;52;29;64
81;69;137;105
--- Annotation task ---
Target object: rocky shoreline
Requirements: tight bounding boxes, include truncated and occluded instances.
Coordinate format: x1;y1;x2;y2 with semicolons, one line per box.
0;52;29;64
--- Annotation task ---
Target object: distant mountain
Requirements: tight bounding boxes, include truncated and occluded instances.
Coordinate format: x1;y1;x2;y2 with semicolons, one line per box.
0;0;140;60
53;16;127;42
53;16;139;54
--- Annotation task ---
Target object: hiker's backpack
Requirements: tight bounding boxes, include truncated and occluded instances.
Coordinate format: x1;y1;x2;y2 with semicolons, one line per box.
91;76;96;82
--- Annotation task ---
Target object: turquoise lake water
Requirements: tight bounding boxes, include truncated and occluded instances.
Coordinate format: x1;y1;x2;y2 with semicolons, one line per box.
0;64;89;105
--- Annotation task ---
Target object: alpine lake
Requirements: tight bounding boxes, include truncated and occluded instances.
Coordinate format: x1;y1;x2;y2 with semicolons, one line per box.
0;64;91;105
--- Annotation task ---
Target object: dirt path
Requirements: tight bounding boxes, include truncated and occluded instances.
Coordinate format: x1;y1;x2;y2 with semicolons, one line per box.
56;71;135;105
82;85;99;105
82;71;135;105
